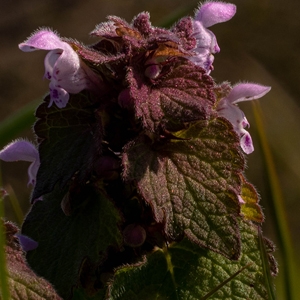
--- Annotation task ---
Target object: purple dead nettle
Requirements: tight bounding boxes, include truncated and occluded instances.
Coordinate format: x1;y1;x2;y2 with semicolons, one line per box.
0;140;40;186
19;29;101;108
190;1;236;73
217;83;271;154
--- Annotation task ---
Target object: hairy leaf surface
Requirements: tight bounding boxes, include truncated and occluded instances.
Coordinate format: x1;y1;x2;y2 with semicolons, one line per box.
108;220;276;300
3;222;62;299
240;175;264;223
128;60;216;132
123;118;245;259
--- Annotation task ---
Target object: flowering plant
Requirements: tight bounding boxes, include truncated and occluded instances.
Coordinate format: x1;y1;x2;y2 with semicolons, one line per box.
0;2;277;299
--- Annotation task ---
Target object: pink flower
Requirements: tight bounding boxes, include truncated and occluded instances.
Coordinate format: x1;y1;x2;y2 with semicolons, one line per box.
190;2;236;73
0;140;40;186
217;83;271;154
19;29;99;108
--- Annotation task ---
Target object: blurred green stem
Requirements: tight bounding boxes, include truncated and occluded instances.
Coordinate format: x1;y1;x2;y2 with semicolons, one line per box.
252;101;296;300
0;172;11;299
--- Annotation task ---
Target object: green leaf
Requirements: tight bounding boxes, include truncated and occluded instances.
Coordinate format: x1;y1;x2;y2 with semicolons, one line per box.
3;221;62;299
32;92;102;200
123;118;245;259
21;185;123;299
108;220;276;300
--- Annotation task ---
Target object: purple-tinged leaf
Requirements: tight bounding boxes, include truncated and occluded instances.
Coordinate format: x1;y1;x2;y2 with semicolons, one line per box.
123;117;245;259
128;60;216;132
171;17;197;51
3;221;62;299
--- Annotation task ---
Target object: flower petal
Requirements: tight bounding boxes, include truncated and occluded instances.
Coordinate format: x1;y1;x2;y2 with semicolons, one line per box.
0;140;38;163
27;159;40;186
240;130;254;154
238;195;246;204
15;234;38;251
0;140;40;186
226;83;271;104
190;22;219;72
196;2;236;28
49;82;69;108
218;102;245;128
18;29;66;52
44;49;61;79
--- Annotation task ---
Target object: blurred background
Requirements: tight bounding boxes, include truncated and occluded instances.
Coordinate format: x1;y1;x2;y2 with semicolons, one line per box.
0;0;299;298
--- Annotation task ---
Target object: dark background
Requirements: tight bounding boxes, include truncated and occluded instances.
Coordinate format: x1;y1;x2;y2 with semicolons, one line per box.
1;1;299;298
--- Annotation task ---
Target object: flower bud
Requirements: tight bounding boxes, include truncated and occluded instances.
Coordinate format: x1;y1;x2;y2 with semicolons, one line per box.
123;224;146;247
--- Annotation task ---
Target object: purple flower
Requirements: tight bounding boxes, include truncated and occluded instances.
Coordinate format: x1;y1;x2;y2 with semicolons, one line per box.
16;233;38;251
217;83;271;154
0;140;40;186
19;29;100;108
190;2;236;73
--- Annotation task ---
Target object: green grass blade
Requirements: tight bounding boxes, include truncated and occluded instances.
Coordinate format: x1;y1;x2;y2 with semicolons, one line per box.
158;2;197;28
6;185;24;225
0;170;11;300
200;263;252;300
258;226;276;300
252;101;296;300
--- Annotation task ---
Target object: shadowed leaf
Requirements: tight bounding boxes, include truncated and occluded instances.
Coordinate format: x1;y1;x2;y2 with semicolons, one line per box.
32;92;102;200
21;185;123;299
